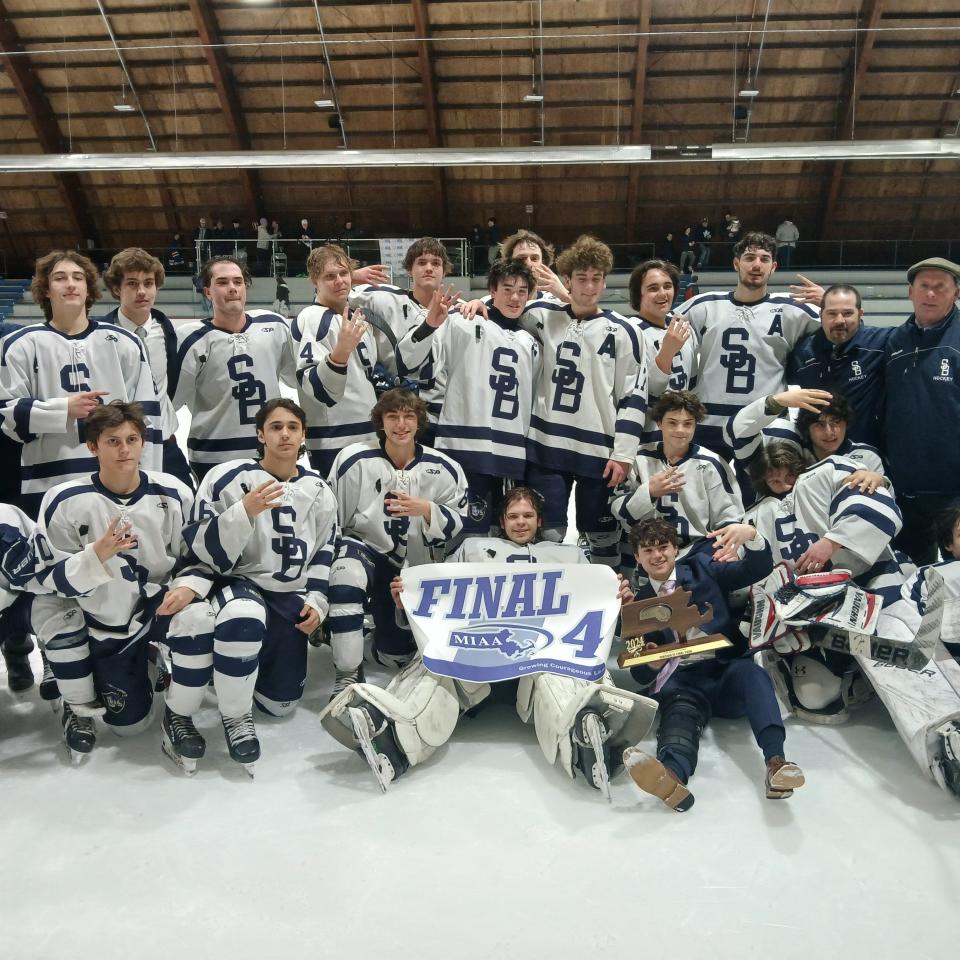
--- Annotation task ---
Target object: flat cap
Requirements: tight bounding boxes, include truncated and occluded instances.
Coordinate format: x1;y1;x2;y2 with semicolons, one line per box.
907;256;960;283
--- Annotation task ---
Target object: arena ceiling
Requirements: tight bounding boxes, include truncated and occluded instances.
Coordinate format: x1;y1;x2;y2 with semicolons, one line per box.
0;0;958;259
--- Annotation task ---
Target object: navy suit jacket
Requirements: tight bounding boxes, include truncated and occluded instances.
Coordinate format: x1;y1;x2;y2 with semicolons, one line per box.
629;538;773;685
98;306;178;402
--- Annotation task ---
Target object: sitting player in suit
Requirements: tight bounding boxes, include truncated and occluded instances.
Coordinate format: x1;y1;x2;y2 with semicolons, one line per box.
620;517;805;812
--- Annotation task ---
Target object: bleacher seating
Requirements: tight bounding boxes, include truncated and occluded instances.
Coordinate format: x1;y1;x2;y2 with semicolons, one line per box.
3;269;923;329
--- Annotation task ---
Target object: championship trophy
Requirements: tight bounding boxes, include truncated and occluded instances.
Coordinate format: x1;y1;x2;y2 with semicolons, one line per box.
617;586;732;668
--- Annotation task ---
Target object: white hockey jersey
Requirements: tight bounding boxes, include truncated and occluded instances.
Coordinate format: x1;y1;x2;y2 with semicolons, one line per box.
518;299;649;477
0;503;110;610
449;537;587;565
292;304;434;460
725;395;885;476
674;292;819;442
347;284;444;417
172;312;299;470
746;456;901;580
328;439;468;567
404;307;542;480
0;320;163;504
611;442;743;544
33;471;209;641
629;315;699;444
185;460;339;618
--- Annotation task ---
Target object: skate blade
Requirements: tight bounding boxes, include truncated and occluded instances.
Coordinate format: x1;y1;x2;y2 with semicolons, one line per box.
242;763;255;779
67;746;91;766
348;706;389;794
582;713;611;803
161;735;199;777
48;697;63;714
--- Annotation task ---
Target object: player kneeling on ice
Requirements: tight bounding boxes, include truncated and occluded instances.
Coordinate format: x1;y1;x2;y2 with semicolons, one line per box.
32;402;216;769
320;486;656;797
183;399;339;775
620;518;804;812
325;389;468;695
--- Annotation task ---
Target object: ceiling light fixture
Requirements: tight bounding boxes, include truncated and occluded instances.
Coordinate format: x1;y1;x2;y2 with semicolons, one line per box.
739;88;760;98
523;93;544;103
313;98;335;109
113;102;135;112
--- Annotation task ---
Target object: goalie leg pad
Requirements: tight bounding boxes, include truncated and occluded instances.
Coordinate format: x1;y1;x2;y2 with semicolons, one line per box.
519;672;657;778
655;687;710;783
768;650;868;724
935;721;960;797
320;657;461;767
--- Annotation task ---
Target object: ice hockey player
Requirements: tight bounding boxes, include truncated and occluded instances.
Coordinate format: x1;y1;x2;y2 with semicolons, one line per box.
673;231;820;457
172;256;298;483
184;398;339;775
0;504;44;693
100;246;195;490
518;234;648;566
0;250;163;517
32;401;215;769
321;486;656;796
326;389;468;696
396;258;541;536
293;244;443;475
625;259;698;444
620;518;805;811
611;391;744;563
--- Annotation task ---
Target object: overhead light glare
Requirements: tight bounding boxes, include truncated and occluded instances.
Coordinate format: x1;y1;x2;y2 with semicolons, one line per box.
313;98;335;109
523;94;544;103
113;102;135;112
739;88;760;98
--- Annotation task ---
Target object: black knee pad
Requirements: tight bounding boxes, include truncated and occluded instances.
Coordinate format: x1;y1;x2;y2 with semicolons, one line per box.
656;688;711;776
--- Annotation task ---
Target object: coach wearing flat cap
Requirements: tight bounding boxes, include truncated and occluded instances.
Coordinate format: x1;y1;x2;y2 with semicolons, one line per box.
883;257;960;564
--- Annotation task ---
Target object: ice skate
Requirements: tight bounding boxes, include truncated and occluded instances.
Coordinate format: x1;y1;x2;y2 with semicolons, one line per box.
765;756;805;799
61;702;96;765
573;708;612;802
934;721;960;797
39;647;61;709
348;704;409;793
623;745;694;812
329;664;364;701
222;712;260;777
2;646;34;693
161;706;206;777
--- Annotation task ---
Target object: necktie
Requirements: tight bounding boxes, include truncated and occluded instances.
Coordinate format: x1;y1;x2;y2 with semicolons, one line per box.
653;579;682;693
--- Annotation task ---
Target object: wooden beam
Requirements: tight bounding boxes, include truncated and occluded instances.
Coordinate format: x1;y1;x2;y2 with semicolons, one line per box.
410;0;449;234
817;0;884;241
184;0;260;216
0;3;97;245
625;0;652;241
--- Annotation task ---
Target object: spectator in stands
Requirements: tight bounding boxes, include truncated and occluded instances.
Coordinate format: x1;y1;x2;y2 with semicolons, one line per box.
222;218;244;259
679;226;697;274
693;217;713;269
486;216;502;265
253;217;272;275
295;218;313;275
788;283;891;448
192;217;212;264
724;216;742;259
883;257;960;565
166;233;186;273
470;225;485;274
661;232;678;265
775;218;800;268
341;219;362;241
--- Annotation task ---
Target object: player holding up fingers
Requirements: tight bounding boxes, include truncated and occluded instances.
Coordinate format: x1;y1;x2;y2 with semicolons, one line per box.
183;398;339;774
0;250;163;517
326;389;467;696
31;402;215;769
625;260;699;444
518;235;649;566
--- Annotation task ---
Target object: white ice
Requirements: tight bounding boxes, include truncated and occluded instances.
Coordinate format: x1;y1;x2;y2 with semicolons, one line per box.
2;645;959;960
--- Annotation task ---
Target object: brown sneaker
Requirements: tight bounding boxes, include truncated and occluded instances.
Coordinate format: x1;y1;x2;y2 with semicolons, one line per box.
623;746;694;812
765;756;805;799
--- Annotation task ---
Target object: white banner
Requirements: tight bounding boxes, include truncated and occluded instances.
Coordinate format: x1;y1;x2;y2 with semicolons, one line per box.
378;238;416;282
400;562;621;684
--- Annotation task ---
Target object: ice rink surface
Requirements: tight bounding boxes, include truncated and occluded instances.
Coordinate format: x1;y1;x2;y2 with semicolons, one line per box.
2;644;959;960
